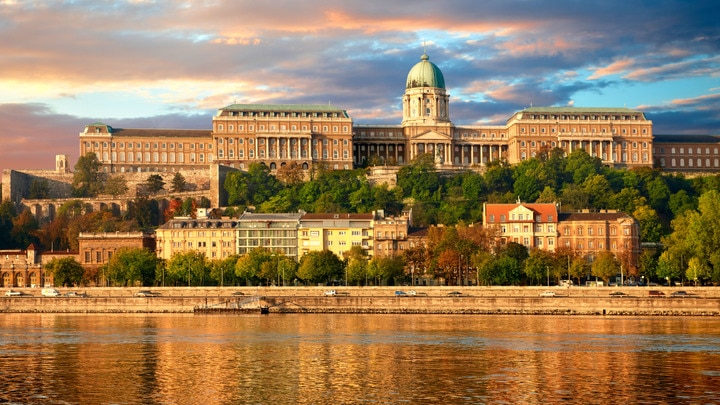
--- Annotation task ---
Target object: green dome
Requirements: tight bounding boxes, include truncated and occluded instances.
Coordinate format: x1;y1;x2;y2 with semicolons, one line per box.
406;53;445;89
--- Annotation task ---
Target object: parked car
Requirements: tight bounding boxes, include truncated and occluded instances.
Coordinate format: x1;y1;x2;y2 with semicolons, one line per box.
394;290;407;296
447;291;463;297
609;291;628;297
323;290;337;297
5;289;22;297
648;290;666;297
539;291;556;297
41;288;61;297
135;290;160;297
64;291;88;298
670;291;691;298
231;291;245;296
407;290;417;296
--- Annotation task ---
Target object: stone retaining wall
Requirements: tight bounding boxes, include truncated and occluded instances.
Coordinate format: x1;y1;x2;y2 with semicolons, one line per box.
2;286;719;315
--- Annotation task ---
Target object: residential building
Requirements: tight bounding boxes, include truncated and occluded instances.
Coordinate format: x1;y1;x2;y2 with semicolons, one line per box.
557;211;640;268
373;211;411;258
482;202;640;268
298;213;374;259
77;231;155;271
236;212;302;260
155;214;238;261
483;202;559;250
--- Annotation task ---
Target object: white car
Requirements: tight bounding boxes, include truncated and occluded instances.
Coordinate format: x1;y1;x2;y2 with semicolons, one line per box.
539;291;556;297
5;290;22;297
41;288;61;297
323;290;337;296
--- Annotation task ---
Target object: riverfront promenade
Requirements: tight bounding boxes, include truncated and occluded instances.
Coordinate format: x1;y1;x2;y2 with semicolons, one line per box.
2;286;720;315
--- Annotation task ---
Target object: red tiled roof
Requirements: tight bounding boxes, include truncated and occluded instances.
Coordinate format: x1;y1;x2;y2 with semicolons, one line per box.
484;203;558;223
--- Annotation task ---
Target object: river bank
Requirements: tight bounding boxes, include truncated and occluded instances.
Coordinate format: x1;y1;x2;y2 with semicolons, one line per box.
2;286;719;315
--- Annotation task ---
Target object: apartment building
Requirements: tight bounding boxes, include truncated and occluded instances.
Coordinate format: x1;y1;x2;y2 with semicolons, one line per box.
482;202;640;267
236;212;302;260
298;213;374;259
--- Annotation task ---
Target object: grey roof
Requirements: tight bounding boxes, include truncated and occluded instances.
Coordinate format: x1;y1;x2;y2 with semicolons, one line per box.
653;134;720;144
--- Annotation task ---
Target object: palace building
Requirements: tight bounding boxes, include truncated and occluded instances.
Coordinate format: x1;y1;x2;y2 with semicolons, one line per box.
77;52;716;175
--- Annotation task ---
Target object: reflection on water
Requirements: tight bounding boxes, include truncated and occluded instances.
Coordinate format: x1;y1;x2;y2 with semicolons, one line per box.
0;314;719;404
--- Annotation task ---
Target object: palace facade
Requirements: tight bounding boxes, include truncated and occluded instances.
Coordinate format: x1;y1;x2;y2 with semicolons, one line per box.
78;52;705;176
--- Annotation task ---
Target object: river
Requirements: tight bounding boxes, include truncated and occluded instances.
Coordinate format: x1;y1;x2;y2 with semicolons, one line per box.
1;314;719;404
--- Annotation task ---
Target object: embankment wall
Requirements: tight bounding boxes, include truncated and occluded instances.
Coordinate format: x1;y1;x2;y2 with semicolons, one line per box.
2;286;719;315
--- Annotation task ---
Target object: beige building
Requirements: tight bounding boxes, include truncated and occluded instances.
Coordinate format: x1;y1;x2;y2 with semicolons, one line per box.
483;203;559;250
557;211;640;269
483;203;640;268
653;135;720;172
298;213;374;259
78;52;662;180
373;212;411;258
155;214;238;261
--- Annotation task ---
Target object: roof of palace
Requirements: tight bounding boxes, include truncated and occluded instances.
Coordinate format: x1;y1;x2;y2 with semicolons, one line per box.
653;134;720;144
406;53;445;89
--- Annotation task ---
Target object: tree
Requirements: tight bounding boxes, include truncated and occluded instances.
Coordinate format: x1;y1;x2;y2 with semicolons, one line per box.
685;256;709;286
210;255;241;286
524;248;554;286
28;178;50;199
224;163;283;206
591;251;620;283
11;209;39;248
72;152;103;197
145;174;165;194
297;250;343;285
344;245;369;286
0;200;17;248
166;251;210;286
104;175;129;197
234;248;273;285
45;257;85;287
276;162;305;186
104;247;160;287
171;172;187;193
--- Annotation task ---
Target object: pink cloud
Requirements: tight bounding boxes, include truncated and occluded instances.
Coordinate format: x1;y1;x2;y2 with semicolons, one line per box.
588;58;635;80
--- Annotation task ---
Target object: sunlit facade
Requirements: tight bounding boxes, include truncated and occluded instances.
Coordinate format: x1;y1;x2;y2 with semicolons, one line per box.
77;52;666;176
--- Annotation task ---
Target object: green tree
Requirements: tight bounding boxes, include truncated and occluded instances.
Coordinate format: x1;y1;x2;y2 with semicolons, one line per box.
45;257;85;287
234;248;272;285
145;174;165;194
633;204;665;243
105;247;160;287
72;152;103;197
28;178;50;199
225;163;283;206
686;256;709;286
166;251;210;286
297;250;343;285
524;248;554;286
591;251;620;283
210;255;240;286
0;200;17;248
104;175;129;197
171;172;187;193
344;245;369;286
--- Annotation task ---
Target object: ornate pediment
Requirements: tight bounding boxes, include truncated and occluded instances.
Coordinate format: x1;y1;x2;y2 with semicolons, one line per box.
410;130;452;141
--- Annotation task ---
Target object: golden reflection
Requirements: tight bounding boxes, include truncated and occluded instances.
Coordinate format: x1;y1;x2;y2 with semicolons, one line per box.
0;314;719;404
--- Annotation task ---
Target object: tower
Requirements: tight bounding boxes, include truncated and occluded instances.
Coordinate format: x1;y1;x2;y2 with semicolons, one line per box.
402;53;453;164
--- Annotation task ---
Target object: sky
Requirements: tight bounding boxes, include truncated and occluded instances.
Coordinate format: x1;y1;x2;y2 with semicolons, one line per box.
1;0;719;172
